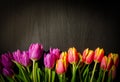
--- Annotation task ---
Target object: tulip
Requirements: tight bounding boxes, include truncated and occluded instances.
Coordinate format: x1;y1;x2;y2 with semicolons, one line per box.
106;56;113;71
68;47;79;64
108;53;119;67
21;51;32;67
90;47;104;82
29;43;43;61
56;59;66;74
82;48;94;64
13;49;22;64
2;68;14;77
100;55;113;71
56;52;68;74
60;52;68;71
1;53;13;68
29;43;43;82
94;47;104;63
44;53;55;69
100;56;107;70
50;48;60;60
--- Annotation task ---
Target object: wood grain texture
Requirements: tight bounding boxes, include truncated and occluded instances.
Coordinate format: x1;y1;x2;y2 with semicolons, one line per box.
0;1;120;53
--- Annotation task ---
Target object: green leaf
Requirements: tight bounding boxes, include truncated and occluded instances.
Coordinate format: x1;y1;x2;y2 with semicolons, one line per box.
97;69;103;82
13;61;31;82
37;68;40;82
83;65;89;78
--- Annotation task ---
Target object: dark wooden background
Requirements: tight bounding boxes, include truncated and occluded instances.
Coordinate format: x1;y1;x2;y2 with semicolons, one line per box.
0;0;120;81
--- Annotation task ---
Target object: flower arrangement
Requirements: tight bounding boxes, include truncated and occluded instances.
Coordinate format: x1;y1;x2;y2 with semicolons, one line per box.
0;43;119;82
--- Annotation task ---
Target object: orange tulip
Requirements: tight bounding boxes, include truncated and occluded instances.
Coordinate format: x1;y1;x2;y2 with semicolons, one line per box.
82;48;94;64
68;47;79;64
94;47;104;63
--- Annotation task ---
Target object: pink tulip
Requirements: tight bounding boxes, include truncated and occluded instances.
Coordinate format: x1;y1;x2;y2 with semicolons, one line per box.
82;48;94;64
29;43;43;61
68;47;79;64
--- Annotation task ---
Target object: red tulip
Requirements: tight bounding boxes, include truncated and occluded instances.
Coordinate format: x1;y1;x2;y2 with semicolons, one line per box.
100;56;107;70
108;53;119;67
106;56;113;71
94;47;104;63
100;56;113;71
68;47;79;64
82;48;94;64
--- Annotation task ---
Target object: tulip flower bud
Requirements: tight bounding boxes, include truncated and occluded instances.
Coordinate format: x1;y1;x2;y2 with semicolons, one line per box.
107;56;113;71
13;49;22;64
55;59;66;74
101;55;113;71
56;52;68;74
21;51;32;67
82;48;94;64
68;47;79;64
50;48;60;60
2;68;14;77
109;53;119;67
44;53;55;69
94;47;104;63
100;56;107;70
60;52;68;70
1;53;14;68
29;43;43;61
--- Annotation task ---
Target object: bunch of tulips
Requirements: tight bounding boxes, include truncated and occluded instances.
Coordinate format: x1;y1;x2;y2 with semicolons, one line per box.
0;43;119;82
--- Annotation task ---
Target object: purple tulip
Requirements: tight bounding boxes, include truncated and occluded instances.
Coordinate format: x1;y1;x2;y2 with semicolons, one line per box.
44;53;56;69
13;49;22;64
29;43;43;61
2;68;14;77
1;53;13;68
50;48;60;60
21;51;32;67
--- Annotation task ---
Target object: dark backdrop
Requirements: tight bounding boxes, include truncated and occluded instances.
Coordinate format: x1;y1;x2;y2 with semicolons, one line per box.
0;0;120;81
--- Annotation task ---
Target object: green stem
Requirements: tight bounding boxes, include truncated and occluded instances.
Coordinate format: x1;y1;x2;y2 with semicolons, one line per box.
81;64;86;74
33;60;36;82
90;62;97;82
59;74;63;82
48;69;51;82
71;64;76;82
97;68;102;82
102;71;106;82
27;67;30;74
76;59;81;69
